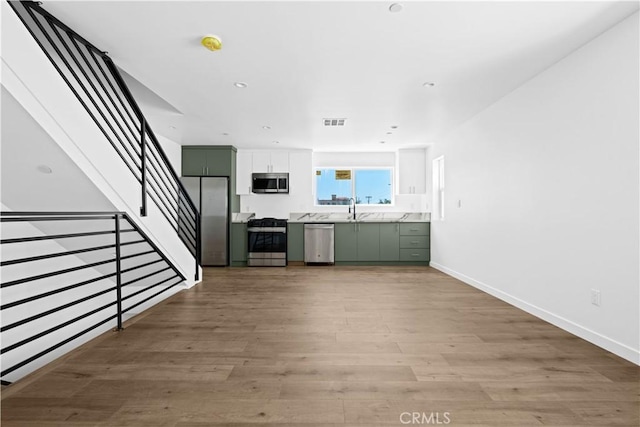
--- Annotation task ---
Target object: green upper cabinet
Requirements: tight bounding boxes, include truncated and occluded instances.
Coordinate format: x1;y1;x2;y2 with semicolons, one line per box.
335;223;358;261
357;223;380;261
182;148;208;176
182;146;234;177
182;145;239;213
379;223;400;261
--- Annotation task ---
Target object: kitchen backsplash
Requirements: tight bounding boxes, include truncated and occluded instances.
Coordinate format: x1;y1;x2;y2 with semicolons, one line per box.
240;193;428;219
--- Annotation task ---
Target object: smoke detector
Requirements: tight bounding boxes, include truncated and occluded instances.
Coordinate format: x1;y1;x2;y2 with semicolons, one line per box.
201;35;222;51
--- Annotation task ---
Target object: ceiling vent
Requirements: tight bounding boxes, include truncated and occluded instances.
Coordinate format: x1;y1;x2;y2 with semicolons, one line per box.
323;118;346;127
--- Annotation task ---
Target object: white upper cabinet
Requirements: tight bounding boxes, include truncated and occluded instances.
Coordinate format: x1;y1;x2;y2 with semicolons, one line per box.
236;149;291;195
288;150;312;196
252;150;289;173
398;148;426;194
235;150;253;195
269;151;289;173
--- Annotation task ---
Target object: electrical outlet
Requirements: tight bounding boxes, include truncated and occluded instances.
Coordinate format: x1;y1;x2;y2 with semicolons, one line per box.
591;289;601;306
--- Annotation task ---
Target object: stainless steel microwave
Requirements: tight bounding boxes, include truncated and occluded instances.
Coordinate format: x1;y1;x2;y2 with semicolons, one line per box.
252;173;289;194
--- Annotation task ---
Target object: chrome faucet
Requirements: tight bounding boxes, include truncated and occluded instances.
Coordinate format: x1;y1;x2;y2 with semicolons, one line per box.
348;198;356;220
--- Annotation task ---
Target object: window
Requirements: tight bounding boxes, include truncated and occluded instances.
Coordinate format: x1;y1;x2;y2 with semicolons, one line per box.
432;156;445;220
316;168;393;205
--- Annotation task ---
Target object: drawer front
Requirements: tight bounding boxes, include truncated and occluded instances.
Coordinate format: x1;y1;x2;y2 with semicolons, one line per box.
399;223;429;236
399;235;429;249
399;248;430;262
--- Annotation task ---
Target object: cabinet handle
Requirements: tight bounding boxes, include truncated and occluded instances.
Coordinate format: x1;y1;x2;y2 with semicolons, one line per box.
411;241;419;244
410;228;419;232
202;166;205;175
411;253;420;257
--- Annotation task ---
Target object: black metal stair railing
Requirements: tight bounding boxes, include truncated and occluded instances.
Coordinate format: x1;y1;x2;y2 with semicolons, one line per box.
8;1;201;279
0;211;187;385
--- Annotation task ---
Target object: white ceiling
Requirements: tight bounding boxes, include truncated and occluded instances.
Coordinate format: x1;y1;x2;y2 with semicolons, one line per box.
41;1;639;151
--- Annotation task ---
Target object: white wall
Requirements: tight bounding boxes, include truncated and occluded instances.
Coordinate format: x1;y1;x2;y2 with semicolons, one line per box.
429;12;639;364
157;134;182;177
239;150;428;218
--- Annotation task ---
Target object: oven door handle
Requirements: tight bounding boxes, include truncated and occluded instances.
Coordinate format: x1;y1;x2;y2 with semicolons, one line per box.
247;227;287;233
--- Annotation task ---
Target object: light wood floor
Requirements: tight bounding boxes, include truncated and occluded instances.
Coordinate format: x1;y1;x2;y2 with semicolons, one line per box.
1;266;638;426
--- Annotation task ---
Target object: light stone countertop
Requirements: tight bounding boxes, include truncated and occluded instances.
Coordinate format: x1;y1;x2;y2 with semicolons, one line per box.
231;213;256;223
288;212;430;223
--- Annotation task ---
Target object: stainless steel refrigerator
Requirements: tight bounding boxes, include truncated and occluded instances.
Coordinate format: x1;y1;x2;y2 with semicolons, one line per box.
181;177;228;266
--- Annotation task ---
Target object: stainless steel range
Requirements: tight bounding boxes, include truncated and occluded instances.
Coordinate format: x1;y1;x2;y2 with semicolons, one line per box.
247;218;287;267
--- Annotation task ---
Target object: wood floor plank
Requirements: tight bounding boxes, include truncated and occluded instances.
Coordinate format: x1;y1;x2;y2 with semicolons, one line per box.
279;380;491;401
228;365;417;382
112;399;345;424
411;364;613;383
2;266;638;426
73;379;281;400
480;381;640;402
243;341;401;354
53;363;234;381
335;332;483;343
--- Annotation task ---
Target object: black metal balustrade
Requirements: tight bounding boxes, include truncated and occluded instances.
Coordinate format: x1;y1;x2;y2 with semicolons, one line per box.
8;1;201;279
0;212;187;385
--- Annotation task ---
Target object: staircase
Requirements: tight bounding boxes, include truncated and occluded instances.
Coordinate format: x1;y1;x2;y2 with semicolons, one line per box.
1;1;203;383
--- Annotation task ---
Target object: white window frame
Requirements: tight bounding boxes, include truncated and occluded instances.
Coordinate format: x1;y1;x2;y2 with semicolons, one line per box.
314;167;395;206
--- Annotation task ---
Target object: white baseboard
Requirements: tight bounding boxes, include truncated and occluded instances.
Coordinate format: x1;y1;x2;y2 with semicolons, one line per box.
430;262;640;365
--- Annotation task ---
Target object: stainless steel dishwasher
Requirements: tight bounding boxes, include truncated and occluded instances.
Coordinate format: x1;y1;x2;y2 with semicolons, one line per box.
304;223;335;264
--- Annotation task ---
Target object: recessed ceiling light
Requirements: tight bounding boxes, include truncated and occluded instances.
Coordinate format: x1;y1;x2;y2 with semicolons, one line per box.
380;141;386;144
262;126;271;130
273;141;280;144
389;3;403;13
222;132;229;136
36;165;52;174
234;82;248;88
391;125;398;129
386;132;393;135
423;82;436;87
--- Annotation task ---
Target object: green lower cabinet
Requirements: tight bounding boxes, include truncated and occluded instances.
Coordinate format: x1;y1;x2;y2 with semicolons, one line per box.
399;235;429;249
379;223;400;261
399;248;430;262
230;223;247;266
335;223;358;261
287;223;304;262
357;223;380;261
335;222;429;265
